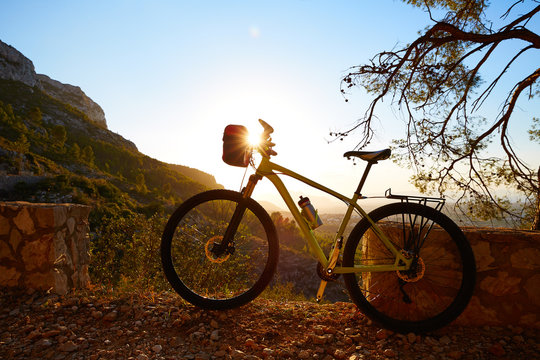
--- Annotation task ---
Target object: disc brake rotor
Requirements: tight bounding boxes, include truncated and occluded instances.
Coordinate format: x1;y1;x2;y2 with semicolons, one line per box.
204;236;231;263
397;251;425;282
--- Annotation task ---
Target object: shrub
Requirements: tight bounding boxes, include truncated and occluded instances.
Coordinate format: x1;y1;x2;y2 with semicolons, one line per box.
90;213;169;291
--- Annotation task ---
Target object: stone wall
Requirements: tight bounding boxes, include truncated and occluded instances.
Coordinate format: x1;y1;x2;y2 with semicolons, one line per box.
457;227;539;328
363;225;540;328
0;202;91;295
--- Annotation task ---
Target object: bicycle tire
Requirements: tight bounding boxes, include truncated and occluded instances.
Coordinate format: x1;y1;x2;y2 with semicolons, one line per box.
161;189;279;309
343;202;476;333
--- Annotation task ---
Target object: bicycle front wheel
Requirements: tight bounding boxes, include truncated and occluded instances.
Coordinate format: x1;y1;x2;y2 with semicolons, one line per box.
343;202;475;333
161;190;279;309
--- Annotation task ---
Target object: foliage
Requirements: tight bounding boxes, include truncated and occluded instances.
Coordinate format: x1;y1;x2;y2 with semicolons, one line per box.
338;0;540;228
262;281;309;302
51;125;67;147
271;212;305;251
90;213;170;291
529;117;540;143
80;144;94;165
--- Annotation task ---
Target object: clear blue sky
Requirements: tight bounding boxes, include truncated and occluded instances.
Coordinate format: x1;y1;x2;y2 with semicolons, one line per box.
1;1;538;210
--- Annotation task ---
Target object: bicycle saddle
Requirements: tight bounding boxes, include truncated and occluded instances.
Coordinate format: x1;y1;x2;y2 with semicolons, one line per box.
344;148;391;163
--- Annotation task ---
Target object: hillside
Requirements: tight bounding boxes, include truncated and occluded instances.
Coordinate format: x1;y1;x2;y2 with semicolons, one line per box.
1;288;538;360
0;39;222;224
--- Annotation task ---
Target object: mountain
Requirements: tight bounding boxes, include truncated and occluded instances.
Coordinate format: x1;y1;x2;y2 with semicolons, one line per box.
0;39;221;222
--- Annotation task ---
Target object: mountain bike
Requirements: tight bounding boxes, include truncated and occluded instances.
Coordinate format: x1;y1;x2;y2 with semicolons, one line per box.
161;119;476;333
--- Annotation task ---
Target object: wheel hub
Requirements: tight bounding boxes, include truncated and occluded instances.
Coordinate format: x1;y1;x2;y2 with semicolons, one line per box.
204;236;231;263
397;251;425;282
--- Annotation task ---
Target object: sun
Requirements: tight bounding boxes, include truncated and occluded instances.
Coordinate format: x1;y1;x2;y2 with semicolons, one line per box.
247;130;262;147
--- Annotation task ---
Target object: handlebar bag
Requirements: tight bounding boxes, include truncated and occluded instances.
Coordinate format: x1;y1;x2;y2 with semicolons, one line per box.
222;125;250;167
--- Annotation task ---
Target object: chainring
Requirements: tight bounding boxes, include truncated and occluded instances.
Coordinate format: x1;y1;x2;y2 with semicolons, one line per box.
317;261;341;282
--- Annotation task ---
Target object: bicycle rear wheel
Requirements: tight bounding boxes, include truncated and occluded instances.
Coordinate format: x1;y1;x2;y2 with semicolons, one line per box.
343;202;475;333
161;189;279;309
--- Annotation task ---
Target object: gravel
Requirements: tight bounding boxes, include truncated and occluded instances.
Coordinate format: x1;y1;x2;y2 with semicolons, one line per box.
1;288;538;359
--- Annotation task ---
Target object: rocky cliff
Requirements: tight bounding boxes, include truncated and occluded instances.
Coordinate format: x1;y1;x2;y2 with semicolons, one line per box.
37;74;106;128
0;39;107;128
0;40;40;88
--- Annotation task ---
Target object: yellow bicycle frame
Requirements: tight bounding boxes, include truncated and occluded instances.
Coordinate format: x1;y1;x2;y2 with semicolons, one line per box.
251;156;413;274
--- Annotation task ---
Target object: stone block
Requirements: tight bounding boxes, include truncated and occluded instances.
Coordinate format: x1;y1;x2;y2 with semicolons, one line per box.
13;207;35;234
0;214;9;235
0;265;20;286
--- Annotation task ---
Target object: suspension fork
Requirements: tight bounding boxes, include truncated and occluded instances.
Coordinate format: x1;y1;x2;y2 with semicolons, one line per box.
212;174;262;256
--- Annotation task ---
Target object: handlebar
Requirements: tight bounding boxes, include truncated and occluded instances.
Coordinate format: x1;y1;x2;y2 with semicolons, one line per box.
258;119;274;136
256;119;277;157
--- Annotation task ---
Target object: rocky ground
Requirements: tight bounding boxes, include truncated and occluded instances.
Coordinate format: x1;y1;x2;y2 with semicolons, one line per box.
1;288;538;360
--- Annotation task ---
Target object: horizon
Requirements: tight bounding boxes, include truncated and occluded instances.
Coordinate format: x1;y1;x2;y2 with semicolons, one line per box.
1;1;538;210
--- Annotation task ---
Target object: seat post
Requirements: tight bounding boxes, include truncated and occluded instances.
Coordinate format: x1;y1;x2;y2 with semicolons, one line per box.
355;161;376;196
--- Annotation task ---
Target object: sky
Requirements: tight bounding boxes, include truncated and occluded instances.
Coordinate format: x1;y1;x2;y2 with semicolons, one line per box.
1;0;538;212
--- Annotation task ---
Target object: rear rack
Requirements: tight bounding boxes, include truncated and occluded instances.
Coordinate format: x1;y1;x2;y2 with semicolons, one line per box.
385;188;445;212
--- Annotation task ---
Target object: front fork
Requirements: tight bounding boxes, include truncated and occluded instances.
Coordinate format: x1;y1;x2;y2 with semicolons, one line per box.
211;174;261;257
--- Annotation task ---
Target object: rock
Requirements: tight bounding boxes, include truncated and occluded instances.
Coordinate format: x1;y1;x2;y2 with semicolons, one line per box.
91;311;103;319
27;329;42;340
37;74;107;128
169;336;183;347
37;338;53;347
103;311;117;321
244;338;256;348
298;350;310;359
231;349;247;359
9;308;20;316
0;39;41;88
310;334;327;344
194;352;211;360
513;335;524;343
376;329;389;340
59;340;78;352
439;335;451;345
152;344;163;353
488;343;506;357
334;349;347;359
313;325;324;335
262;348;273;357
448;350;464;359
214;349;227;357
383;348;396;357
407;332;416;344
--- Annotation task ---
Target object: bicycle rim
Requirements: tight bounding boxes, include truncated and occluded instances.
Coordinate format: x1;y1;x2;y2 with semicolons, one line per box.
343;202;475;333
161;190;278;309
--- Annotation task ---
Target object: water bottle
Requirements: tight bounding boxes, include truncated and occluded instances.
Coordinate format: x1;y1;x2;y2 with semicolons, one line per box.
298;196;323;229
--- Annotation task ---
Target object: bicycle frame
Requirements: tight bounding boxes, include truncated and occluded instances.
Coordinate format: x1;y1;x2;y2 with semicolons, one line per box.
247;156;413;275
